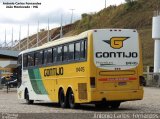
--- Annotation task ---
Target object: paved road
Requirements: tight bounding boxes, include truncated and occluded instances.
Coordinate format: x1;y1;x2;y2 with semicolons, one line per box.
0;87;160;119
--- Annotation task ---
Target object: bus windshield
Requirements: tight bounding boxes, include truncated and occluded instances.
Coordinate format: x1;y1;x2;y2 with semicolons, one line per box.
93;29;139;70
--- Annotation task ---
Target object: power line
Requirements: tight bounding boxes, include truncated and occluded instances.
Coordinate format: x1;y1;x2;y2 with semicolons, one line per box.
19;25;21;50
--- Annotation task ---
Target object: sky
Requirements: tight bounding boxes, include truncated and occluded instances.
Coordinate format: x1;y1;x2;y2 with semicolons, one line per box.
0;0;125;46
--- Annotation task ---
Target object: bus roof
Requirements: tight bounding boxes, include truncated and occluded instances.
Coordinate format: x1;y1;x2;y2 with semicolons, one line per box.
19;29;92;55
19;29;137;55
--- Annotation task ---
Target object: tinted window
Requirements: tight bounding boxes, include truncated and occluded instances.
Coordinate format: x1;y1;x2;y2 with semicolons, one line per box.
35;50;43;66
47;48;52;63
53;47;57;63
23;54;28;67
68;43;74;60
75;42;80;60
80;40;87;59
44;50;48;64
57;46;62;62
63;45;68;61
28;53;34;66
18;55;22;65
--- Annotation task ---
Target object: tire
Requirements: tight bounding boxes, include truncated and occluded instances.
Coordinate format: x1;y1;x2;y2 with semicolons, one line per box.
25;90;34;104
59;89;67;108
68;90;76;109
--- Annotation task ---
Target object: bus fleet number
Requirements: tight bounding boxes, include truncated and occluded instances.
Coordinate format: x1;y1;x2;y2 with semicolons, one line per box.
76;67;85;72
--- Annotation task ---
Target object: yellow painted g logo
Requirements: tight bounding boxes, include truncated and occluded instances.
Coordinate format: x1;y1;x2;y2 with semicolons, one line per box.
104;37;129;49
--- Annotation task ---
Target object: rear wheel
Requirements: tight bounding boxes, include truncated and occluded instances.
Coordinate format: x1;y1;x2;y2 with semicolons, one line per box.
68;90;76;109
59;89;67;108
25;89;34;104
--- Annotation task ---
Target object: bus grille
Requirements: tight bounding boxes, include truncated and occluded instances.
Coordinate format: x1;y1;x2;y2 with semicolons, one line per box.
78;83;87;100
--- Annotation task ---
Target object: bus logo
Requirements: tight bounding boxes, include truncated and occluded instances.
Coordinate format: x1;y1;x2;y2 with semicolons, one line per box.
103;37;129;49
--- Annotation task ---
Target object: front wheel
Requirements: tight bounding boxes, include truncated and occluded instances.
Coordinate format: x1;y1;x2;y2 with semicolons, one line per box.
25;90;34;104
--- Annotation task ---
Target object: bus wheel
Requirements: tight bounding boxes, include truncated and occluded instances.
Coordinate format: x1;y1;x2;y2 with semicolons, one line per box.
68;90;76;109
25;89;34;104
110;102;121;109
59;89;67;108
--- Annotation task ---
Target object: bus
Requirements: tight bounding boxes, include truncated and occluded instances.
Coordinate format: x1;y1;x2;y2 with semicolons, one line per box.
17;29;144;109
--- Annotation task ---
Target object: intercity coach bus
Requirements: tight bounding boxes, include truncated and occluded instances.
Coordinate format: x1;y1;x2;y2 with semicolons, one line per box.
17;29;144;109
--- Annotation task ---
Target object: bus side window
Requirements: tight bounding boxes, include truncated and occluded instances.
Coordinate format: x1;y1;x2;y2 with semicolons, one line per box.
47;48;53;63
68;43;74;61
35;52;39;66
28;53;34;66
35;50;43;66
80;40;86;59
63;45;68;61
44;50;48;64
57;46;63;62
53;47;57;63
75;42;80;60
23;54;28;67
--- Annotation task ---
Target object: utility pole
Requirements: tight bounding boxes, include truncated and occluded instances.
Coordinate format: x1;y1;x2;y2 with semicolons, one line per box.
60;15;63;38
11;27;13;47
5;29;6;48
37;21;39;47
70;9;75;24
27;24;29;49
47;18;50;42
19;25;21;50
105;0;106;8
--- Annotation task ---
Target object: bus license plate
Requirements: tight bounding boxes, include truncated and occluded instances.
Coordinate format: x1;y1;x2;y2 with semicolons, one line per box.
118;82;127;86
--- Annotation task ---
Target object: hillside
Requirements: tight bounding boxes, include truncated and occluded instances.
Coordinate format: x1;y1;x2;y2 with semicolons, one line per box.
68;0;158;68
14;0;160;67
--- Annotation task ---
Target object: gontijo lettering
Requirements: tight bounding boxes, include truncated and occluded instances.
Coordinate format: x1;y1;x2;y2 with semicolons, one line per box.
44;67;63;76
96;52;138;58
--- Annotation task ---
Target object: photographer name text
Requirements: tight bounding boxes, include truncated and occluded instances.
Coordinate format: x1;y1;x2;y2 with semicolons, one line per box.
3;2;41;8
